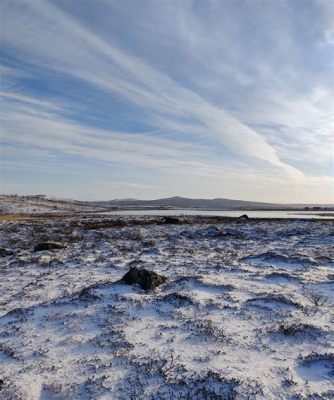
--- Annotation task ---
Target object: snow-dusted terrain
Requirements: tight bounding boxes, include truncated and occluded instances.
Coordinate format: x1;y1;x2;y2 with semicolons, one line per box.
0;214;333;399
0;195;106;215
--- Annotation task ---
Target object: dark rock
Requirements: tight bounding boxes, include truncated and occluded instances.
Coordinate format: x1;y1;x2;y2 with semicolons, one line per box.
120;267;167;290
161;216;180;224
34;242;66;252
78;286;100;301
238;214;249;220
0;248;13;257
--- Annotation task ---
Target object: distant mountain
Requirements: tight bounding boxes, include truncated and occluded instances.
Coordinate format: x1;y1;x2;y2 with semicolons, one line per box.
95;196;333;210
98;196;281;210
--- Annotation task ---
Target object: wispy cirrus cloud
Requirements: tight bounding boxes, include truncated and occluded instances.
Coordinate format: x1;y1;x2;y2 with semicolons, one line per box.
0;0;333;201
0;0;305;180
1;95;208;168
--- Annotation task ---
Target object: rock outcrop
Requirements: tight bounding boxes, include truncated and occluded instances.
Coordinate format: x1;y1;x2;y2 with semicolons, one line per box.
120;267;167;290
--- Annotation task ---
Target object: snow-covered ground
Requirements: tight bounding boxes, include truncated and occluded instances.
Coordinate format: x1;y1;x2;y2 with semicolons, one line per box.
0;195;106;215
0;215;333;399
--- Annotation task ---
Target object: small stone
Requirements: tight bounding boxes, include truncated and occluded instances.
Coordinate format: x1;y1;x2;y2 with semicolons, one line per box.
34;242;66;252
161;216;180;224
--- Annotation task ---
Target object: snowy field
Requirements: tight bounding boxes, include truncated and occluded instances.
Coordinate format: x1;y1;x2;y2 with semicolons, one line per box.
0;195;107;215
0;215;333;399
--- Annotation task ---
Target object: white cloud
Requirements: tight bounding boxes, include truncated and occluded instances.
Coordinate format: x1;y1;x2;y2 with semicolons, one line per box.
0;91;64;111
1;0;333;202
318;0;334;45
1;95;213;170
0;0;305;180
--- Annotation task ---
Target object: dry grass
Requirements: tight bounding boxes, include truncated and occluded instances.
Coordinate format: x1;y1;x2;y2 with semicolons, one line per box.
0;214;77;222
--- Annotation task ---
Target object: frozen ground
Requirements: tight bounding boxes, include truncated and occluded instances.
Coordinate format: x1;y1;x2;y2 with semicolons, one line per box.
0;195;106;215
0;215;333;399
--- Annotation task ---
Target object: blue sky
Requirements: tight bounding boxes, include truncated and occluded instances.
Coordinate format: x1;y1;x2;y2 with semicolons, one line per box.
0;0;333;202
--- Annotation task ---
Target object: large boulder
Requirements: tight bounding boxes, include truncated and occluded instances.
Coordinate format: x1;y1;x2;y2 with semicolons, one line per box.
34;242;66;252
120;267;167;290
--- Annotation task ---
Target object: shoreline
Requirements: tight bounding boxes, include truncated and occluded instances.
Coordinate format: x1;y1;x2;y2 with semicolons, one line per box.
1;213;333;223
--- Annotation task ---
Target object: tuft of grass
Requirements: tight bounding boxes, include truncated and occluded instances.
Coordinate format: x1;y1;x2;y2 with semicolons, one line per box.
275;323;323;337
304;291;328;307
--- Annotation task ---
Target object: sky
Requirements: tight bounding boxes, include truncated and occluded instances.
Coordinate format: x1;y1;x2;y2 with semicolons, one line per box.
0;0;333;203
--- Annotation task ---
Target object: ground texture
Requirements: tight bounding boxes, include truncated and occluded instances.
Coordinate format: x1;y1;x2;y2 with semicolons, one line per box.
0;216;333;399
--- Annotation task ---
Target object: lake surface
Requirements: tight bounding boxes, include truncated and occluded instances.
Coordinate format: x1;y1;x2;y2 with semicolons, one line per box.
101;209;334;219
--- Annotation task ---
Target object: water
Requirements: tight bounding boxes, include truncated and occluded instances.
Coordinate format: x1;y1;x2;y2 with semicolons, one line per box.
100;209;334;219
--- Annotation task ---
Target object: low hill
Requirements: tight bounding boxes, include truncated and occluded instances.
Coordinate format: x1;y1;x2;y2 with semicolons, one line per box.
99;196;280;210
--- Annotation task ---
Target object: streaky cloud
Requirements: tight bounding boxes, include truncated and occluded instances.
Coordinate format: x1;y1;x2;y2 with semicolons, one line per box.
0;0;304;179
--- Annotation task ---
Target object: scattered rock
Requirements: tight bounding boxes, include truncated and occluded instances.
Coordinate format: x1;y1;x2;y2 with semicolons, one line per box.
161;216;180;224
0;248;13;257
238;214;249;220
120;267;167;290
34;242;66;252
